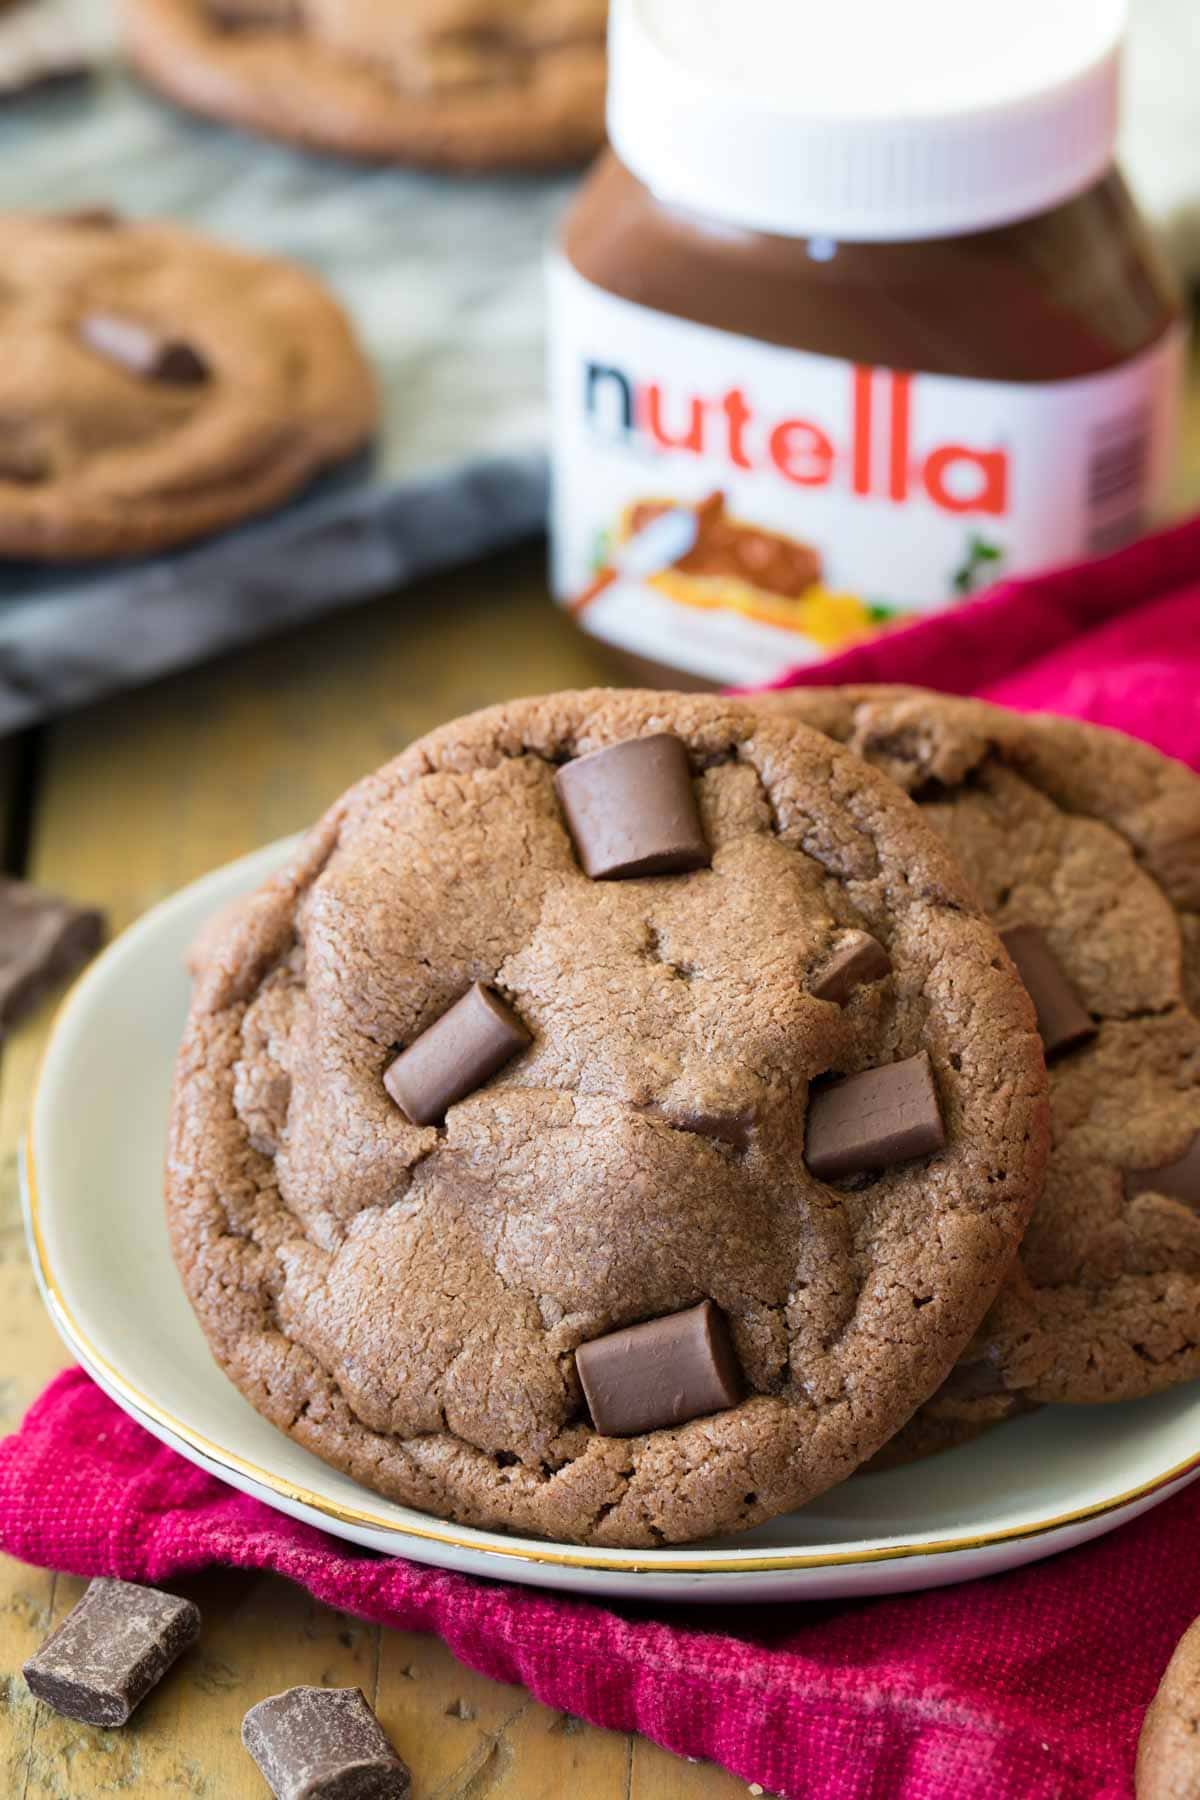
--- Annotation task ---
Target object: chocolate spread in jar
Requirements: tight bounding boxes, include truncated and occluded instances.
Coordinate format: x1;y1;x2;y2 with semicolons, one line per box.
548;0;1184;690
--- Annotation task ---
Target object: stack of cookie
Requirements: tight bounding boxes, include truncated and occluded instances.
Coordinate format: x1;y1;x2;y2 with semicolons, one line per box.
757;688;1200;1468
171;684;1200;1548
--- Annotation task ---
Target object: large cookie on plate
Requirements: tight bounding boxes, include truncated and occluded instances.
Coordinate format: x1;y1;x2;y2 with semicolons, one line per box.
0;210;377;561
170;690;1046;1546
757;686;1200;1428
120;0;607;170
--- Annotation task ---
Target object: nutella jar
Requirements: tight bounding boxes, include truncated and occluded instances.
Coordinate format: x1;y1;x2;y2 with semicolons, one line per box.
548;0;1184;687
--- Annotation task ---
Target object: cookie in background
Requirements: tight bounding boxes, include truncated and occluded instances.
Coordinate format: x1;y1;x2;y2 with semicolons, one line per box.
0;209;378;559
120;0;608;168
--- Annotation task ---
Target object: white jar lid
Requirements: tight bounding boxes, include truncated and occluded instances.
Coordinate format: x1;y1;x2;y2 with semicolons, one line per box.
608;0;1126;243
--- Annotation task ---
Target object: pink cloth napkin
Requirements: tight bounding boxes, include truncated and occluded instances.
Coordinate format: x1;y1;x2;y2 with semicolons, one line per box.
3;1370;1199;1800
6;517;1200;1800
758;509;1200;769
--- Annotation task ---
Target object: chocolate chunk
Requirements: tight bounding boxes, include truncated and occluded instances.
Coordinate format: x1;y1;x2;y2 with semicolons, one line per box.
941;1350;1011;1400
576;1299;743;1437
805;1049;946;1182
1124;1134;1200;1208
1000;924;1096;1060
555;734;711;880
23;1578;200;1727
384;981;530;1126
79;313;210;385
207;0;300;26
59;206;122;229
0;438;50;483
810;930;892;1004
243;1686;411;1800
642;1102;755;1148
0;876;103;1032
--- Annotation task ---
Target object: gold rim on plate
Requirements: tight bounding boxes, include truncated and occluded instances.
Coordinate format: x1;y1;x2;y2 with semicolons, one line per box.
21;878;1200;1580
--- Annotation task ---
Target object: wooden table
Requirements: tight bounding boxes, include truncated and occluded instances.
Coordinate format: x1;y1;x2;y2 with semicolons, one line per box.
0;549;753;1799
4;342;1200;1794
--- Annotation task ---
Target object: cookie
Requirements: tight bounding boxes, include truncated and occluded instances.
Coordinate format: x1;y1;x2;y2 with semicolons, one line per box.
0;210;378;561
863;1266;1042;1471
863;1399;1024;1473
756;687;1200;1420
171;690;1047;1546
1138;1615;1200;1799
120;0;607;170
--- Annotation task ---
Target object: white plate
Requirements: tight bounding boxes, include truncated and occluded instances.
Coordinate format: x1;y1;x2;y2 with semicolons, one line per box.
23;839;1200;1603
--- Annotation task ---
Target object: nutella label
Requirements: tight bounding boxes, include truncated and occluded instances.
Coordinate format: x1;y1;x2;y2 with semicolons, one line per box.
548;255;1184;685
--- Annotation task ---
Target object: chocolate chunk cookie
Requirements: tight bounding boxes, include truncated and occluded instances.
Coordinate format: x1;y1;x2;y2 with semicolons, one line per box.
757;687;1200;1426
172;691;1046;1546
120;0;607;170
1138;1614;1200;1799
0;211;377;561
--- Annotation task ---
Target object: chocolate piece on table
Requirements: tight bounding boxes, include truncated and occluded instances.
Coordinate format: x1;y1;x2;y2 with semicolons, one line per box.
805;1049;946;1182
243;1685;411;1800
0;876;103;1032
1124;1134;1200;1209
22;1578;200;1727
576;1299;743;1437
79;313;210;385
555;734;711;880
384;981;530;1126
1000;923;1096;1060
810;929;892;1004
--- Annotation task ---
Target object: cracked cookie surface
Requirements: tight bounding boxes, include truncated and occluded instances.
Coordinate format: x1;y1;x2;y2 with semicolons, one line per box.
757;687;1200;1429
120;0;607;169
0;210;377;561
172;690;1047;1546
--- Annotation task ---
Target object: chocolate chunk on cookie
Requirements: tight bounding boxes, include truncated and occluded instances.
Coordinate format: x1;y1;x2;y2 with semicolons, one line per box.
1125;1135;1200;1210
79;313;210;385
756;686;1200;1420
576;1300;743;1437
556;733;711;879
999;923;1096;1060
0;212;377;560
810;929;892;1004
806;1051;945;1180
169;691;1047;1546
119;0;607;170
384;982;531;1126
643;1101;756;1147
